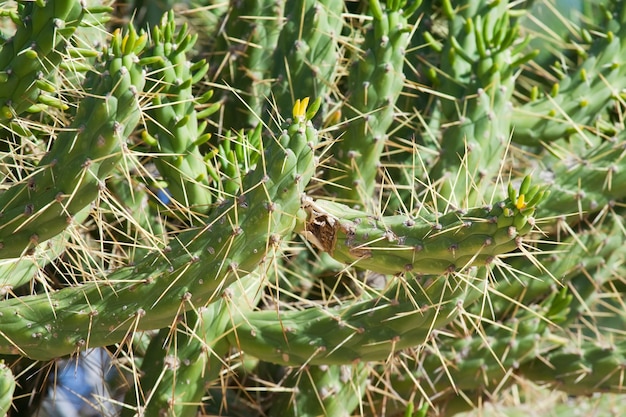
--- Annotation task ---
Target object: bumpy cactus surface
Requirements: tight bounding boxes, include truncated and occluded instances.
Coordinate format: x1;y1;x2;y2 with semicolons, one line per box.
1;0;626;416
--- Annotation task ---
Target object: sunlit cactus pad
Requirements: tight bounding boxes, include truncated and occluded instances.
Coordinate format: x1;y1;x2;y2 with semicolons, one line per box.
0;1;625;416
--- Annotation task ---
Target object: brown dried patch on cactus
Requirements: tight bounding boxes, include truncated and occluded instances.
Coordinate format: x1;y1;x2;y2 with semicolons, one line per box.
301;197;338;254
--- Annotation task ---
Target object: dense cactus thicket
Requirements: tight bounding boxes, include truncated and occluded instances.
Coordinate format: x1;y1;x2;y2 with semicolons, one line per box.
0;0;625;416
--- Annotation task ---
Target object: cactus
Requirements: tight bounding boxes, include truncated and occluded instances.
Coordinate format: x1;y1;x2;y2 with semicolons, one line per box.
331;0;420;208
0;362;15;416
0;96;320;360
427;1;537;209
140;11;217;214
519;339;626;396
122;271;262;417
227;271;484;366
0;0;97;123
0;24;146;258
270;0;343;117
209;0;285;131
269;362;370;416
3;0;626;416
300;178;544;276
512;13;626;145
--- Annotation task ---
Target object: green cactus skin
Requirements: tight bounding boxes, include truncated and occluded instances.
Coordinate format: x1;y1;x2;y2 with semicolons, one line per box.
299;179;545;275
0;0;104;123
0;27;147;259
429;1;535;209
366;287;572;415
122;271;261;417
0;208;90;293
537;137;626;223
271;0;343;117
512;18;626;145
519;340;626;395
211;0;285;131
227;270;486;366
0;361;14;416
0;98;319;361
142;12;216;213
269;363;369;417
333;0;419;208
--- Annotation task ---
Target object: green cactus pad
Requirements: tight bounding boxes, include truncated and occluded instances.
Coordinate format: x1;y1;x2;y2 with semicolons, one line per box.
0;361;15;416
142;11;215;213
0;27;146;258
299;178;545;275
227;270;486;365
0;98;319;361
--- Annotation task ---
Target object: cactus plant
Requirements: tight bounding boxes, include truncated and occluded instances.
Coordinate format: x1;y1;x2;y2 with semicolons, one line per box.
3;0;626;416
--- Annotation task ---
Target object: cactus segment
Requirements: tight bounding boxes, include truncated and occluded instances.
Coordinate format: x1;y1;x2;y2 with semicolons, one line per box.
228;271;485;365
520;340;626;395
271;0;343;117
430;1;530;209
300;178;544;275
0;361;15;416
211;0;286;130
0;27;147;258
142;11;215;213
512;22;626;145
0;0;91;122
333;0;416;208
269;363;369;416
0;99;319;361
122;272;262;417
